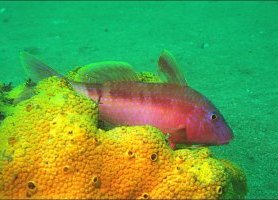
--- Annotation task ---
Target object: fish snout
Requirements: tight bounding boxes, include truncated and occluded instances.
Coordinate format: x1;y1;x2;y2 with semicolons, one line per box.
216;125;234;145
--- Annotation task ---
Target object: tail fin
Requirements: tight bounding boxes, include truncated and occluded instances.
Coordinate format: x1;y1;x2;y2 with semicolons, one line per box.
20;51;62;82
19;52;94;96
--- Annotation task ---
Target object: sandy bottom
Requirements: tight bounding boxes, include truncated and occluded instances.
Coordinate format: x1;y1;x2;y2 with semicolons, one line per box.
1;1;278;199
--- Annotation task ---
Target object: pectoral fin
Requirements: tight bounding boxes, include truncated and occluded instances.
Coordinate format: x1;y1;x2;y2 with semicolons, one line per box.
163;127;188;149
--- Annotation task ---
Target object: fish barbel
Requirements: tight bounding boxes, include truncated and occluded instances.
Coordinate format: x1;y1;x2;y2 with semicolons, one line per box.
20;50;233;149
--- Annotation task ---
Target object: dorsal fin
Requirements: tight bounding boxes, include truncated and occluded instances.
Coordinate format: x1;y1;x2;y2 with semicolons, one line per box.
20;51;61;82
73;61;139;84
157;50;188;86
20;52;139;85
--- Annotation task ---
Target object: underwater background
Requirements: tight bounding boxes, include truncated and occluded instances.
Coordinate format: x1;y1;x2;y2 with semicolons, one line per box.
0;1;277;199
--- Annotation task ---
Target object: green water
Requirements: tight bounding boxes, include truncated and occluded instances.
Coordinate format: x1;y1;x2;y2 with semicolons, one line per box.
1;1;278;199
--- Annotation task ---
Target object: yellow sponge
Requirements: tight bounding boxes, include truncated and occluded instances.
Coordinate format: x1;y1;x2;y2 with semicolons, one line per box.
0;77;247;199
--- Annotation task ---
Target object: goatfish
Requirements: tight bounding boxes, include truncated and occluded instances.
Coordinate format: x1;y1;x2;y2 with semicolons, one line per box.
20;50;233;149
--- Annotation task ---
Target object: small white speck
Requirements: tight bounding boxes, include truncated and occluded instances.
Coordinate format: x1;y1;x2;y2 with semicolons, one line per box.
0;8;6;14
201;43;209;49
52;19;67;25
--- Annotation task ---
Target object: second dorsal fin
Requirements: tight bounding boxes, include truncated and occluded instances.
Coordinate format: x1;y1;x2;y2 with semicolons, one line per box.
73;61;139;84
157;50;188;86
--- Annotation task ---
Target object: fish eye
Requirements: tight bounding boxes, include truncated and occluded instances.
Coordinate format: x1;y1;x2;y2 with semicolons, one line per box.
210;112;218;120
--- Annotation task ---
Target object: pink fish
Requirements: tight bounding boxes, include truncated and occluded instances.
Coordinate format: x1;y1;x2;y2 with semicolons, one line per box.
20;50;233;149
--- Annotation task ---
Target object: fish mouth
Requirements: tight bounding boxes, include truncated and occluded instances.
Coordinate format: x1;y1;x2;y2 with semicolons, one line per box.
218;139;231;145
215;123;234;145
217;132;234;145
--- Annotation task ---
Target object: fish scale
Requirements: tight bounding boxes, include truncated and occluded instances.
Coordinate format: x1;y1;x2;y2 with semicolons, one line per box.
80;81;201;134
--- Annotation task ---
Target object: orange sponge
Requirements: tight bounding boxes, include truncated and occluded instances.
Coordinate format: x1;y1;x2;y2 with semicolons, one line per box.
0;77;247;199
